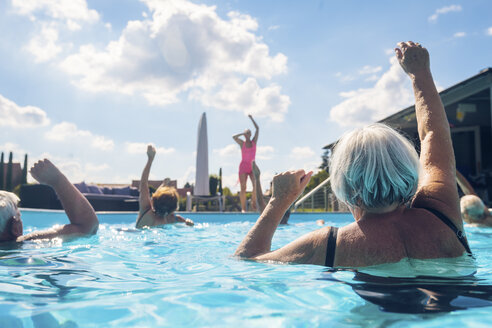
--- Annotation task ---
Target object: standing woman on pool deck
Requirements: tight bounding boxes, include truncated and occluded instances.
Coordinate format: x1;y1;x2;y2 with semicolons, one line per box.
233;114;259;212
235;41;472;268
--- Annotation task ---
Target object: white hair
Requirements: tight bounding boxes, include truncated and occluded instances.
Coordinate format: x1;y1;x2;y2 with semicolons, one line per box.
329;123;420;210
0;191;20;232
460;195;486;221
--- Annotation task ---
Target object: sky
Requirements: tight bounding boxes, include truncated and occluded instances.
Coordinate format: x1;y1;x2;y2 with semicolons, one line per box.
0;0;491;192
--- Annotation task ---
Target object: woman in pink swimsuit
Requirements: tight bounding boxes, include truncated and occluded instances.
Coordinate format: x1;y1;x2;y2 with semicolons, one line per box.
233;115;259;212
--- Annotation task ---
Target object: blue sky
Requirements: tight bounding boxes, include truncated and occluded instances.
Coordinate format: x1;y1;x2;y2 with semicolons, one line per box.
0;0;491;192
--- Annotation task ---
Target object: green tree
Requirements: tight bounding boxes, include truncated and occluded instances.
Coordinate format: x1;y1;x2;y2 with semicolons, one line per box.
319;148;331;171
303;170;330;195
218;168;223;195
209;174;219;196
6;152;13;191
222;187;232;197
22;154;28;184
0;152;4;190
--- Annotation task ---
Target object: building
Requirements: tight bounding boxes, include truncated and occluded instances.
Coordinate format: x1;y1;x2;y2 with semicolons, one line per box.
131;179;192;199
325;67;492;205
131;178;177;190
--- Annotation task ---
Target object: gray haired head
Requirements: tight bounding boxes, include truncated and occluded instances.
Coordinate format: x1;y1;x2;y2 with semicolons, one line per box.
329;123;420;210
460;195;486;222
0;191;20;233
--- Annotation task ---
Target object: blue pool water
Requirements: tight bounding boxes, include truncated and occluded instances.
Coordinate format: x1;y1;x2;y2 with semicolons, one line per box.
1;210;491;327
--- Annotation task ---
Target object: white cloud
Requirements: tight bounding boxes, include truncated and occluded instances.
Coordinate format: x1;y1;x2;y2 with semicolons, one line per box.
487;27;492;36
0;94;50;128
47;158;111;183
195;78;290;121
220;173;240;192
257;145;275;160
25;24;62;62
358;65;382;75
0;143;27;161
428;5;462;22
329;56;413;127
453;32;466;38
334;72;356;83
287;162;321;175
290;146;316;159
85;163;110;172
66;20;82;31
365;74;379;82
11;0;99;24
178;166;195;188
213;144;240;158
125;142;175;155
45;122;114;151
58;0;289;121
335;65;382;84
385;48;395;55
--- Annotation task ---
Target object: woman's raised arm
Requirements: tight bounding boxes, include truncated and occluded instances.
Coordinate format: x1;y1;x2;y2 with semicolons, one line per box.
396;41;461;226
138;145;156;216
232;133;244;146
249;115;259;143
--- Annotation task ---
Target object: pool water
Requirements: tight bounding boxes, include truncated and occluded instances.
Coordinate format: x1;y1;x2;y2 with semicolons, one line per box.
0;211;491;327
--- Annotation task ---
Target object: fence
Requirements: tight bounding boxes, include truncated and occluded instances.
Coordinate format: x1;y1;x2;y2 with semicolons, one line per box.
293;177;348;212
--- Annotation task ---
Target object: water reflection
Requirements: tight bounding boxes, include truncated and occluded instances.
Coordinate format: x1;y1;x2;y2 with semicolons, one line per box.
321;270;492;313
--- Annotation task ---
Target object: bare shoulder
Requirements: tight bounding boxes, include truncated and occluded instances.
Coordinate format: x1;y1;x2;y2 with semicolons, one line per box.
253;226;332;265
336;220;407;267
412;182;462;229
136;211;163;229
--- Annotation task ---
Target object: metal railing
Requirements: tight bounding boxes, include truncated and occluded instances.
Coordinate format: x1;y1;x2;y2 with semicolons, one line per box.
293;177;347;212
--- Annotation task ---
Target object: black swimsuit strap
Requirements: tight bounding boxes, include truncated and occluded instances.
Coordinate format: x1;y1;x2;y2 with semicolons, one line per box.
325;227;339;267
422;207;472;254
136;207;152;226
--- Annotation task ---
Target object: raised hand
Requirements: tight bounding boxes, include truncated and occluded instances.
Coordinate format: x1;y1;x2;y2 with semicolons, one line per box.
395;41;430;77
30;159;64;187
271;170;313;206
147;144;156;160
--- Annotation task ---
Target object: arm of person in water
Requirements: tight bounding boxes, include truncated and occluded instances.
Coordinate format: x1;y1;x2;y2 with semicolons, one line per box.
19;159;99;241
136;145;156;227
252;161;267;213
396;41;462;228
232;133;244;147
249;115;259;143
456;170;477;196
233;170;331;265
175;214;194;226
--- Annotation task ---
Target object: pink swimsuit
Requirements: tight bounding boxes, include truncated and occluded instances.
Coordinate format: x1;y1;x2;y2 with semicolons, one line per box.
239;141;256;175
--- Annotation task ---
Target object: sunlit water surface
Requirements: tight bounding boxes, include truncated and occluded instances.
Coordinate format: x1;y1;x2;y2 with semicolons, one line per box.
0;211;491;327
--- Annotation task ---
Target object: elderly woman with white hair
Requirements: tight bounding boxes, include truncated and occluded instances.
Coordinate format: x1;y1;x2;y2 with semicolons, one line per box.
456;171;492;227
234;41;472;268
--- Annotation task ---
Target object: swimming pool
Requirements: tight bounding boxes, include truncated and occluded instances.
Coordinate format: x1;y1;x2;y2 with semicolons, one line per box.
1;211;491;327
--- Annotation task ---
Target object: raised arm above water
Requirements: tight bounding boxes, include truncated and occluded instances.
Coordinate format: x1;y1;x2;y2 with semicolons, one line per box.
19;159;99;241
396;41;461;227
